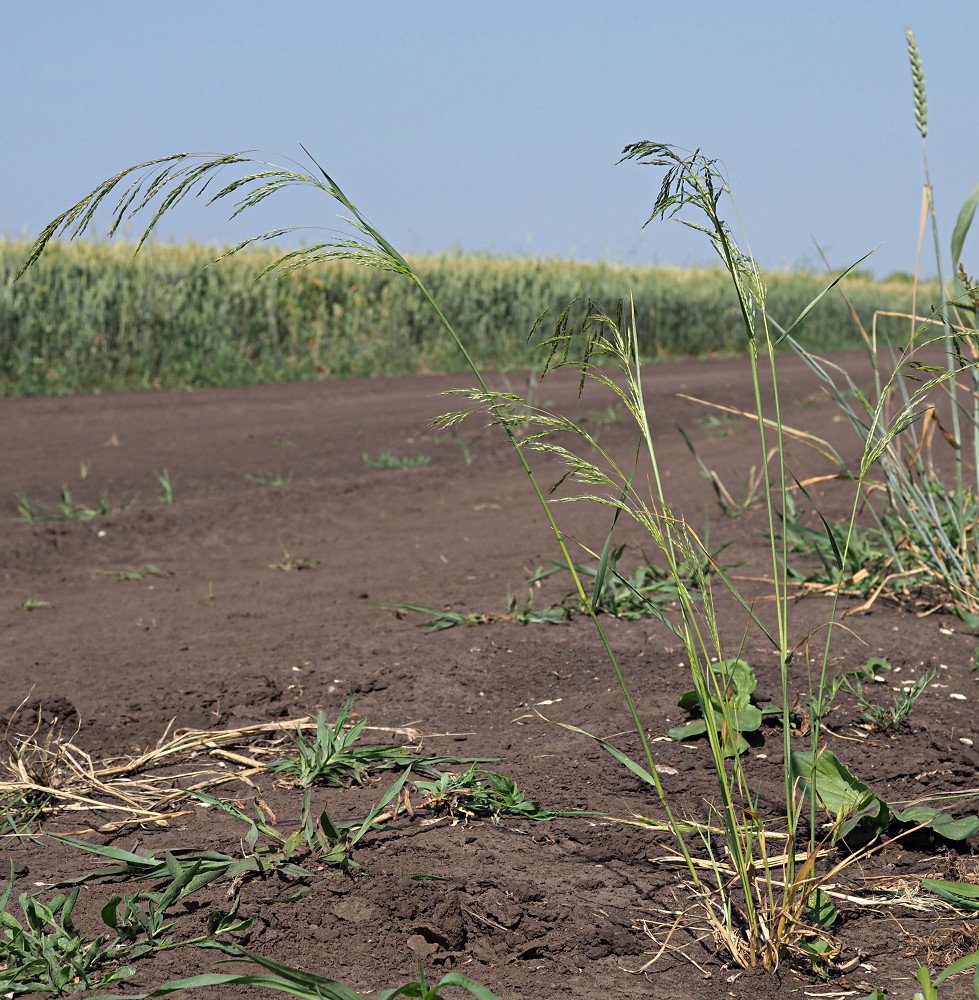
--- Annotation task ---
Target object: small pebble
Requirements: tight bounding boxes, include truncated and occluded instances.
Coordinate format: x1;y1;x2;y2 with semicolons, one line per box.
960;738;974;747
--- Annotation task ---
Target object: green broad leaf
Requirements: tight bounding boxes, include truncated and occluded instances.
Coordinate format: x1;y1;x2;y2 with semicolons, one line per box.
837;796;891;845
724;733;750;757
677;690;701;713
723;658;758;701
805;887;839;929
793;753;979;846
893;807;979;842
790;750;875;817
100;893;122;929
855;991;888;1000
671;659;765;755
949;605;979;629
921;878;979;911
667;719;708;742
732;703;763;734
933;948;979;989
952;182;979;271
374;974;503;999
791;750;890;843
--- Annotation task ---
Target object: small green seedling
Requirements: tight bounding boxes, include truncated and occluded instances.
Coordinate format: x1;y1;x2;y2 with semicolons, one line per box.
676;423;767;517
156;469;176;504
245;472;293;488
362;451;431;469
265;697;409;787
436;425;479;465
533;542;732;622
94;565;165;583
0;868;137;996
382;591;569;631
263;697;478;789
269;550;319;571
834;656;936;733
696;411;737;435
410;765;555;823
16;597;50;612
583;403;623;426
14;486;133;523
0;788;53;837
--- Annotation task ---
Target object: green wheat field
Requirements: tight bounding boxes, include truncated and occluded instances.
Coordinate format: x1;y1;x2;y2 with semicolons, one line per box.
0;239;930;396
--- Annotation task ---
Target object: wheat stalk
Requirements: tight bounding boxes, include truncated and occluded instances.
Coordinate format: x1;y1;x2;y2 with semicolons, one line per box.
906;29;928;139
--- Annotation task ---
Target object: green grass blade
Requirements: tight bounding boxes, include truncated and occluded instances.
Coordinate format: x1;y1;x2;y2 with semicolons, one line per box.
794;477;845;572
773;248;879;345
951;183;979;271
431;972;504;998
92;971;362;999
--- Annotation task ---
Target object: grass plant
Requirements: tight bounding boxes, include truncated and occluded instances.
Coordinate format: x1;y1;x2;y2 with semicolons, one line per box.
676;423;769;517
90;948;502;1000
1;700;518;997
831;656;936;733
14;27;979;991
14;486;132;522
408;765;556;823
389;544;731;630
156;469;176;504
16;597;50;612
362;451;431;469
245;471;293;488
268;549;319;571
531;541;734;622
96;565;165;582
264;695;419;787
381;591;571;630
785;32;979;628
0;872;136;996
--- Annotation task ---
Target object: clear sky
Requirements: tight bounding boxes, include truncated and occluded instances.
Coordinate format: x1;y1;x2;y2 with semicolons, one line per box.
2;2;975;279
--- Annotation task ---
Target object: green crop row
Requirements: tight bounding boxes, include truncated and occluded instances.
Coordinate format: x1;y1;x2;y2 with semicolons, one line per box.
0;239;930;396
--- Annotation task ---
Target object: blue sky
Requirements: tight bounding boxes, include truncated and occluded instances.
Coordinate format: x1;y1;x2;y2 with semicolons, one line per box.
2;2;974;279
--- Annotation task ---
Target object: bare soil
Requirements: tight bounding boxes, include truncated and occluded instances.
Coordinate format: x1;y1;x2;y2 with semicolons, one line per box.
2;353;978;999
